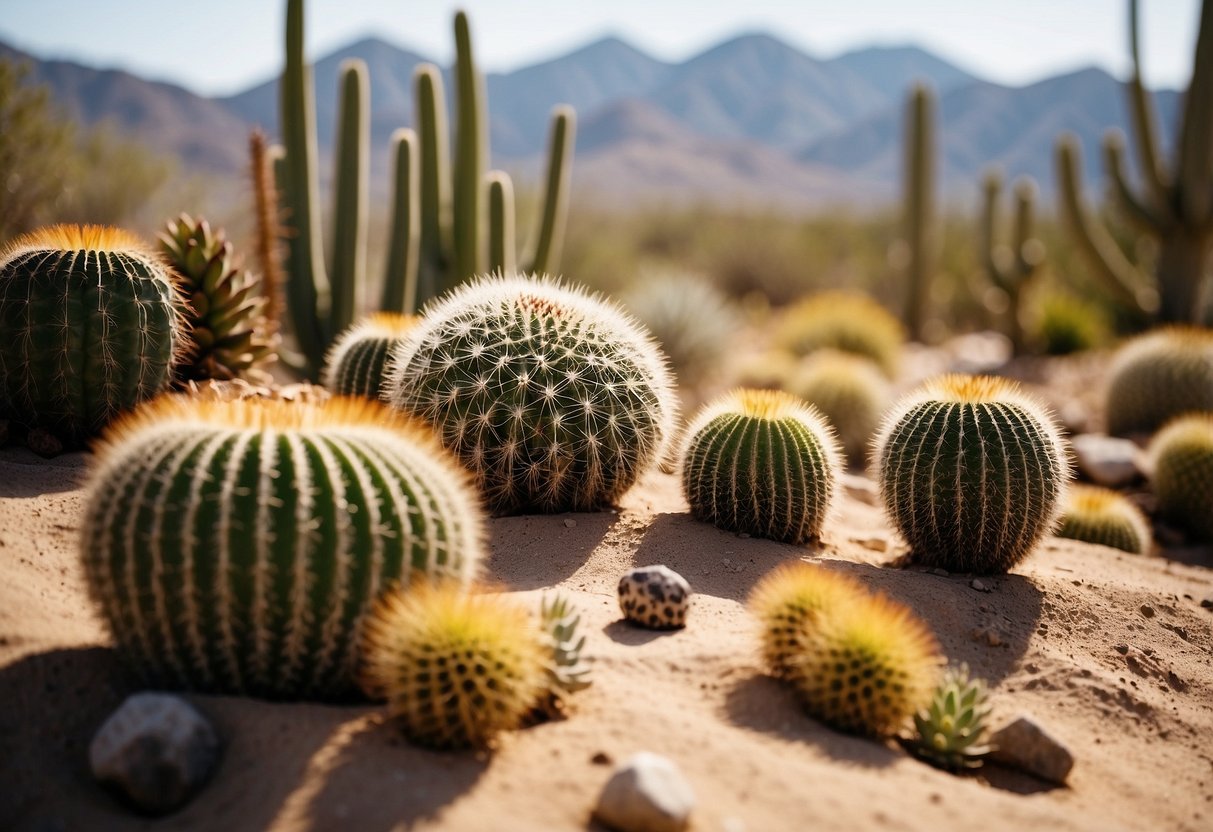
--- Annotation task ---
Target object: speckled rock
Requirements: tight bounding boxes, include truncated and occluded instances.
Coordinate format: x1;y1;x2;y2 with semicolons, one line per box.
593;752;695;832
618;565;691;629
988;714;1073;784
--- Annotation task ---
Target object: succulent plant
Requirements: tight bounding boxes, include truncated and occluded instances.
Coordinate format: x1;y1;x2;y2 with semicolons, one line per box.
159;213;277;383
1105;327;1213;436
322;312;418;398
789;350;889;467
1031;292;1110;356
80;395;484;701
359;583;547;750
681;388;841;544
747;562;866;680
536;593;592;718
1056;483;1151;554
873;374;1070;574
908;664;993;771
385;274;676;514
776;291;904;377
0;224;185;446
1149;413;1213;541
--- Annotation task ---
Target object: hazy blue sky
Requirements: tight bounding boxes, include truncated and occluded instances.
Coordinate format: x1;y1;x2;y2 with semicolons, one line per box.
0;1;1201;95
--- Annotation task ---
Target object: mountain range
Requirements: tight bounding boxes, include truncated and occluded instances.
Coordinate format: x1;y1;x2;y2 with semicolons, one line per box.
0;32;1182;209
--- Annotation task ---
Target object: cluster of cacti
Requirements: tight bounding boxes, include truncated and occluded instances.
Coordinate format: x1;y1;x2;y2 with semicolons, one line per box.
359;583;547;749
681;389;840;544
1056;484;1151;554
874;374;1070;574
979;170;1045;353
276;0;576;378
79;394;484;700
908;664;993;771
1031;292;1110;355
1149;413;1213;541
536;593;593;718
322;313;418;398
1055;0;1213;323
385;275;676;514
0;225;186;446
1104;327;1213;436
776;291;904;377
159;214;277;383
899;83;937;342
788;350;889;467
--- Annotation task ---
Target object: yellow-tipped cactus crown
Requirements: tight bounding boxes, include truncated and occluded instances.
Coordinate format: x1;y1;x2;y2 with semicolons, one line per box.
1056;484;1151;554
323;312;419;398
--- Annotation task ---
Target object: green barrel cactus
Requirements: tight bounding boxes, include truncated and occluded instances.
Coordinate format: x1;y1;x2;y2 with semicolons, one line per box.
681;388;841;544
874;374;1069;574
0;225;185;446
776;291;904;377
1056;483;1151;554
1149;413;1213;542
1105;327;1213;436
789;350;889;467
80;394;485;701
384;274;676;514
322;312;418;398
908;663;993;771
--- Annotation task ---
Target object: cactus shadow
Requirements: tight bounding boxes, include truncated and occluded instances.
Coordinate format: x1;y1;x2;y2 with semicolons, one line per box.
0;447;90;496
485;511;621;590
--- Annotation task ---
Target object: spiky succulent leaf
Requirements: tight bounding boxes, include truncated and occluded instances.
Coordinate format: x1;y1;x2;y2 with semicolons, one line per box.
909;664;993;771
536;593;592;717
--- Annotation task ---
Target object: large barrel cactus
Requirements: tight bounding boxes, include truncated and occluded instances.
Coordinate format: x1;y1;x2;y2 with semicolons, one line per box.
81;395;485;700
323;313;418;398
874;374;1069;573
1149;413;1213;542
1105;327;1213;436
385;274;676;514
0;225;185;445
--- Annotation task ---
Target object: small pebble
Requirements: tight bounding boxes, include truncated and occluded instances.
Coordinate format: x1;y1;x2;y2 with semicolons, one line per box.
929;568;950;577
1140;605;1155;618
563;518;577;528
970;579;989;592
593;752;695;832
591;751;614;766
1200;598;1212;610
618;566;691;630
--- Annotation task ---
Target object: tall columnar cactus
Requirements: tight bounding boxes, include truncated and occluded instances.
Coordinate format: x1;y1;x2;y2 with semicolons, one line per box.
80;395;485;700
487;171;517;274
1056;484;1151;554
900;83;937;342
681;388;841;544
1104;326;1213;436
789;350;889;467
322;312;418;398
385;275;676;515
776;291;904;377
1055;0;1213;323
874;375;1070;574
1149;413;1213;542
0;225;185;446
980;170;1045;353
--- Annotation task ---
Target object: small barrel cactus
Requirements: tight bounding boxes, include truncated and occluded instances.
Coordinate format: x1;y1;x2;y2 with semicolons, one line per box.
909;664;992;771
536;593;593;718
681;388;841;544
322;312;418;398
873;374;1069;574
385;274;676;514
776;291;904;377
1056;484;1151;554
0;224;185;445
1149;413;1213;542
359;583;547;750
789;350;889;467
80;395;484;701
1105;327;1213;436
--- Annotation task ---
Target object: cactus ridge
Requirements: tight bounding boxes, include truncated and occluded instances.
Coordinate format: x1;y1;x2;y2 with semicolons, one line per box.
81;394;484;700
1149;413;1213;541
386;274;676;514
0;224;185;444
681;388;841;544
322;312;419;398
1105;326;1213;436
1056;484;1151;554
873;374;1070;573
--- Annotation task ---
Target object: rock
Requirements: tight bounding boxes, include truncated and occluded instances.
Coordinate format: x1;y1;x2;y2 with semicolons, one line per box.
593;752;695;832
564;518;577;528
988;715;1074;784
1140;604;1155;618
1070;434;1144;488
1201;597;1213;610
618;566;691;629
970;579;990;592
26;427;63;458
89;692;221;816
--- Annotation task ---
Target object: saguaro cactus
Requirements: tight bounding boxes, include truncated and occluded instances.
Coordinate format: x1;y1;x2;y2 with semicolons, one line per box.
1055;0;1213;323
899;83;937;341
980;170;1045;353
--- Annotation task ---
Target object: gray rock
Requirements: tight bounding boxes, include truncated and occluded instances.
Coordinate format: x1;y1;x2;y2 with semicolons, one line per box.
593;752;695;832
618;566;691;629
945;331;1012;374
988;714;1073;784
1070;434;1144;488
89;692;221;816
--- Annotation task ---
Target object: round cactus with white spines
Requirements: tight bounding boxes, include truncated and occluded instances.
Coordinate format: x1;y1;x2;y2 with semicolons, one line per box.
1056;484;1151;554
323;312;418;398
1105;327;1213;436
385;274;676;514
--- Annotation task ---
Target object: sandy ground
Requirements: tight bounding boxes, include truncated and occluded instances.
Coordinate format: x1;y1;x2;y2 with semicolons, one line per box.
1;444;1212;832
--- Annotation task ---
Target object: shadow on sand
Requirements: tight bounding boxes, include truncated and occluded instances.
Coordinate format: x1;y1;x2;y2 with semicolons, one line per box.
486;511;620;590
0;447;90;497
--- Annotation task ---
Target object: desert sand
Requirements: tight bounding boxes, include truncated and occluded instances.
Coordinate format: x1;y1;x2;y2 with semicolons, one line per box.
2;441;1212;832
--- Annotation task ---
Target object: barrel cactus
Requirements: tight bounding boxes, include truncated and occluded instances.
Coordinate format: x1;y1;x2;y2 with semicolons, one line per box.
0;224;185;445
1149;413;1213;542
908;664;992;771
776;291;904;377
789;350;889;467
1105;327;1213;436
873;374;1069;573
1056;484;1151;554
323;312;418;398
681;388;840;544
80;394;484;700
385;274;676;514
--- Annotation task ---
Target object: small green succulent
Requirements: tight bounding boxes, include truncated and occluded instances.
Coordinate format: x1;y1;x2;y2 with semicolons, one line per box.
537;593;592;717
909;664;993;771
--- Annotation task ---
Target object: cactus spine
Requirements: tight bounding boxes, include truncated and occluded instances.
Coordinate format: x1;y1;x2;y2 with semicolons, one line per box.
1149;413;1213;542
980;170;1045;353
0;225;185;445
909;664;993;771
874;375;1070;574
80;395;485;700
901;83;937;341
1056;484;1151;554
1105;326;1213;436
1054;0;1213;322
681;389;841;544
322;313;418;398
385;275;676;514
